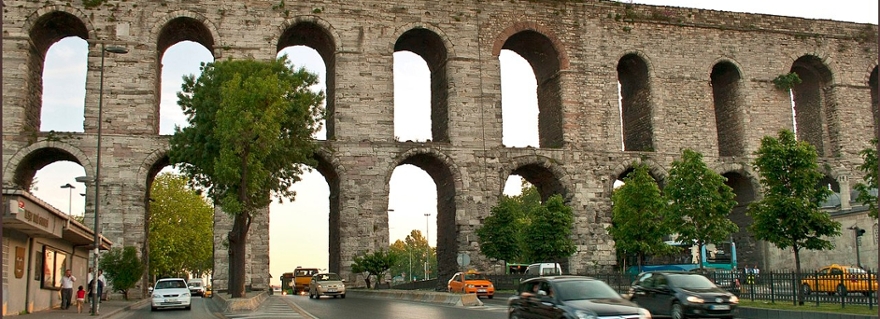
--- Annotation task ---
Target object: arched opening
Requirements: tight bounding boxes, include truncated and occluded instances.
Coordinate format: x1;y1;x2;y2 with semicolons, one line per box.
501;50;539;147
722;172;758;267
159;42;213;135
277;46;328;140
156;17;215;135
388;153;457;287
27;11;90;133
269;165;332;284
711;61;746;157
29;159;88;221
41;37;89;132
278;22;336;140
388;165;437;282
504;163;568;270
394;28;449;143
790;55;835;157
617;54;654;152
501;31;563;148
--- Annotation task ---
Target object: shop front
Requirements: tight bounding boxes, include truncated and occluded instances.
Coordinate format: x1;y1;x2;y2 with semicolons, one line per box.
2;189;111;315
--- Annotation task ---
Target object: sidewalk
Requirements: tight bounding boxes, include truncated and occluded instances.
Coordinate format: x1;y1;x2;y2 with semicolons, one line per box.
15;299;149;319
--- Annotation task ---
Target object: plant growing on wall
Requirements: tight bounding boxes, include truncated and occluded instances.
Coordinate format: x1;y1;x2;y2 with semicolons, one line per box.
772;72;802;90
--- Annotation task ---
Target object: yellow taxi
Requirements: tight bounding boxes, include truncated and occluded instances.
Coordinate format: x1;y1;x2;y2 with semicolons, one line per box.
447;270;495;298
801;264;877;296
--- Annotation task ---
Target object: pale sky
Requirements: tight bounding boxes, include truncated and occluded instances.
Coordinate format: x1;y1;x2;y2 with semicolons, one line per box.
30;0;877;286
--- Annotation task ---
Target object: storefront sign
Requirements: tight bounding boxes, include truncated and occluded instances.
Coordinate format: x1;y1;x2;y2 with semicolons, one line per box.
24;209;49;228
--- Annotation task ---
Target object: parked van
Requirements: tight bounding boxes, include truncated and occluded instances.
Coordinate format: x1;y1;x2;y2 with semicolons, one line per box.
525;263;563;276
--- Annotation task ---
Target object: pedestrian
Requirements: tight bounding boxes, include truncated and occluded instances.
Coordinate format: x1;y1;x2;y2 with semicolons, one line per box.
97;269;107;301
60;269;76;310
76;286;86;313
88;277;104;315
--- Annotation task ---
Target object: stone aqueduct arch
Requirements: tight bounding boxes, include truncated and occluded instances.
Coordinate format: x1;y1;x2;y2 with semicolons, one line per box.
3;1;877;291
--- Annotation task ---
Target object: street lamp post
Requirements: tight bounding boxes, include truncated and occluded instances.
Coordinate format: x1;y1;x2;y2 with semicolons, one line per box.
60;183;76;228
87;42;128;316
424;213;430;281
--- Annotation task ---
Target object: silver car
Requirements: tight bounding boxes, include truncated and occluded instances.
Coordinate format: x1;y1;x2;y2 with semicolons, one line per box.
308;273;346;299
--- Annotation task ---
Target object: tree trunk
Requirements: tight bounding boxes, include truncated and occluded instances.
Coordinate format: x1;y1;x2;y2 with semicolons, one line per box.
794;245;803;305
697;242;704;270
229;212;250;298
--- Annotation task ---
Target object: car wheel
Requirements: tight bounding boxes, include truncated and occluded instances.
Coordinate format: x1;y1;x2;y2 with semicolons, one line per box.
341;294;345;299
151;307;157;312
802;284;812;295
509;310;522;319
186;305;191;310
488;295;494;299
671;302;685;319
837;284;848;296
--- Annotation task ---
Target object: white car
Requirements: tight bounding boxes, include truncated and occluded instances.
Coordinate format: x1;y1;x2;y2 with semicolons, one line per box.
151;278;192;311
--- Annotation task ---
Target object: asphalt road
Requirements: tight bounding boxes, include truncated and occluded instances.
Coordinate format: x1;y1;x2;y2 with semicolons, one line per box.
289;294;509;319
114;296;225;319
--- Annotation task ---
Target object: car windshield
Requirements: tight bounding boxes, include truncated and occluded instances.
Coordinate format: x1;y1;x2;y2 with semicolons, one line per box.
848;268;867;274
156;280;187;289
189;282;201;287
296;269;318;277
316;273;341;281
464;273;488;280
668;274;716;289
556;280;621;301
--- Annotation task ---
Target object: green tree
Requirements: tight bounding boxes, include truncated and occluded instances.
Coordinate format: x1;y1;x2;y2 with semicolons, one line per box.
476;197;525;264
522;194;577;263
99;246;145;300
664;149;738;269
854;139;878;218
749;129;841;305
351;249;399;289
388;230;435;282
608;163;672;271
169;57;323;297
148;173;214;279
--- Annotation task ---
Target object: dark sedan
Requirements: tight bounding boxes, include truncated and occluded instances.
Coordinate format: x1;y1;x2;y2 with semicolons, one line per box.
629;271;738;319
508;276;651;319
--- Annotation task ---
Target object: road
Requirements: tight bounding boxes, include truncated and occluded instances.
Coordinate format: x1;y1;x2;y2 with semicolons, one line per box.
113;294;510;319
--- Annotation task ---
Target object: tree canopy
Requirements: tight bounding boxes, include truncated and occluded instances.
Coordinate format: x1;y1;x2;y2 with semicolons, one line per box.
351;249;399;289
99;246;144;300
388;230;436;281
522;194;577;263
476;196;525;263
663;149;738;269
608;163;672;270
148;173;214;279
749;130;841;304
168;56;324;297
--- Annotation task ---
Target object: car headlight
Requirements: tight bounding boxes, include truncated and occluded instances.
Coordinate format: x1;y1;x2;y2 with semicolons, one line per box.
489;284;494;288
729;295;739;304
183;292;191;297
638;307;652;319
686;296;704;303
152;293;161;298
317;284;323;289
466;284;475;288
574;309;598;319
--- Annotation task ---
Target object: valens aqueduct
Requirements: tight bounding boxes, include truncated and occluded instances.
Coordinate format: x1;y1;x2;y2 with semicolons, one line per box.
3;0;878;292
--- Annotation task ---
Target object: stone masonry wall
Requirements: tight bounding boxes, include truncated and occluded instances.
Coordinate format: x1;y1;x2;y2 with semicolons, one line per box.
3;0;877;291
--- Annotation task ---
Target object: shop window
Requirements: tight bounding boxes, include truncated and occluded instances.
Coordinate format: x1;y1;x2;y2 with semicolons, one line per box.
41;246;68;290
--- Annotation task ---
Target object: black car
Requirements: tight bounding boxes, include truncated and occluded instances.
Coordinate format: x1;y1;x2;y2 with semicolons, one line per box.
629;271;738;319
508;276;651;319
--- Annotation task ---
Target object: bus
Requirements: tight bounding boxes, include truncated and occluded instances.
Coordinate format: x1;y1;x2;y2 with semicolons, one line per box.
624;240;736;274
280;272;295;294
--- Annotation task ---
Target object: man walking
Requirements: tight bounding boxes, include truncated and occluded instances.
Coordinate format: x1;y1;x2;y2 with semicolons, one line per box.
60;269;76;310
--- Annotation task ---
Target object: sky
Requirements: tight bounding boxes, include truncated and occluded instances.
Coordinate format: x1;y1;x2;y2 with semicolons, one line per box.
30;0;878;286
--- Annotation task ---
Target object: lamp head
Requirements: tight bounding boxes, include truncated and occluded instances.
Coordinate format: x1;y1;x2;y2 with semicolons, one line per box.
60;183;75;189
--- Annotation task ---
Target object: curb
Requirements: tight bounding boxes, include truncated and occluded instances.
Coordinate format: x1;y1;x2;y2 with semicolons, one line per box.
99;299;150;318
214;291;269;312
738;307;879;319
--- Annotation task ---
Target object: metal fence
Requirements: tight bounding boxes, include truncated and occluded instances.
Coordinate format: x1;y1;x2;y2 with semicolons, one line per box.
391;269;878;309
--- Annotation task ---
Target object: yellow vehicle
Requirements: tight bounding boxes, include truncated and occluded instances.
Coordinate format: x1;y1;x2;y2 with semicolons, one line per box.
293;267;320;294
801;264;877;296
447;270;495;299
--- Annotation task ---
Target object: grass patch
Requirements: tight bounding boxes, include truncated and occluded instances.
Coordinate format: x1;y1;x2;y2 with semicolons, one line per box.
739;299;879;316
